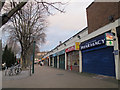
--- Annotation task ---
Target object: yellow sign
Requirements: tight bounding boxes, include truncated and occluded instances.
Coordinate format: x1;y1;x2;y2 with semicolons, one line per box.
75;42;80;50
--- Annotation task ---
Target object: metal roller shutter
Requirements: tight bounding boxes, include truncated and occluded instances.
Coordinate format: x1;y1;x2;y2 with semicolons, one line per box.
54;56;57;68
59;54;65;70
82;47;115;76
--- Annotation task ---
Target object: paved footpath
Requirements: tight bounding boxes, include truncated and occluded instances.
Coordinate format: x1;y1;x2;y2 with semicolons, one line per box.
2;65;119;88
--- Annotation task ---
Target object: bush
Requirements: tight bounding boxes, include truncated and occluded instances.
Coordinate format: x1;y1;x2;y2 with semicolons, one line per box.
2;45;16;67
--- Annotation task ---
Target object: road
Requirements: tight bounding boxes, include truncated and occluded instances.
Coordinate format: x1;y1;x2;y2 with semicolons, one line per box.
2;64;119;88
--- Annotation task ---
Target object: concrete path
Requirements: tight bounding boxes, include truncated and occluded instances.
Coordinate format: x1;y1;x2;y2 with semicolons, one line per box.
2;65;119;88
2;70;30;81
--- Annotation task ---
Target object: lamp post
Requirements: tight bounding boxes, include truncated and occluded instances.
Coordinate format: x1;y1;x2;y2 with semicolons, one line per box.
32;37;36;74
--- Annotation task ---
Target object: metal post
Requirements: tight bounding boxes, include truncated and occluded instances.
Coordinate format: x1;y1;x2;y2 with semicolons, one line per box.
32;40;36;74
30;65;31;76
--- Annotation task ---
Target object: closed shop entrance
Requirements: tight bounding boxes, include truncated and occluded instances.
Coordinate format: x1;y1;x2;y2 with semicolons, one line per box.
67;51;79;72
82;46;115;76
59;54;65;69
80;34;116;76
54;56;57;68
50;56;52;66
48;58;49;66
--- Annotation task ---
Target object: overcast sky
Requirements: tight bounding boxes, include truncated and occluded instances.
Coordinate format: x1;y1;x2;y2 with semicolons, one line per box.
40;0;94;51
0;0;94;52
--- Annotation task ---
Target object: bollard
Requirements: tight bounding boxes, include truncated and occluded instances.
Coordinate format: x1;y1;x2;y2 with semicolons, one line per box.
30;65;31;76
5;67;7;76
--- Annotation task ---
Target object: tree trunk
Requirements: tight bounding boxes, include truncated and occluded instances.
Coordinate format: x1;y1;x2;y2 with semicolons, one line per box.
21;52;27;68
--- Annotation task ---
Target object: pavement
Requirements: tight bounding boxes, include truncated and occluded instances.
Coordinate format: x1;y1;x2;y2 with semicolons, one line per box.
2;65;119;88
2;69;30;81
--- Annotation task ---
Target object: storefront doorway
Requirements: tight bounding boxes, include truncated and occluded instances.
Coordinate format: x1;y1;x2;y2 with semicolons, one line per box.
67;51;79;72
80;34;116;76
59;54;65;70
54;56;57;68
50;56;52;66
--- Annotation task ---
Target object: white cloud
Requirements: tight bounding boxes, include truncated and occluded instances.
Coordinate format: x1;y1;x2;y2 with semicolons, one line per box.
40;1;94;51
47;2;90;31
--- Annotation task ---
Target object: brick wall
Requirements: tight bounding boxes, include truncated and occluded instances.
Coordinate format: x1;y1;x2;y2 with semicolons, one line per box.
87;2;120;34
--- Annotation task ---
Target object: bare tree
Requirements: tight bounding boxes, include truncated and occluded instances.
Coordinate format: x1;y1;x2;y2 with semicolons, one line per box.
0;0;28;27
3;2;47;67
6;39;20;55
0;0;66;27
2;0;66;67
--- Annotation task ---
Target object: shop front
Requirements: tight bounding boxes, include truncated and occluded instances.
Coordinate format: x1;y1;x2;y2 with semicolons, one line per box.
80;33;116;76
44;57;49;66
58;50;65;70
66;43;80;72
50;55;53;66
53;53;57;68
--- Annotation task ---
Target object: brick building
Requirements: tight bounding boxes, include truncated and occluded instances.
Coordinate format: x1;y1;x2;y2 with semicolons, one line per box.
80;2;120;80
87;2;120;34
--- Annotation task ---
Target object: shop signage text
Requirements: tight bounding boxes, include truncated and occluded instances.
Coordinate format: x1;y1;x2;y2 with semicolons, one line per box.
65;46;75;52
80;34;105;50
57;50;65;55
52;50;65;57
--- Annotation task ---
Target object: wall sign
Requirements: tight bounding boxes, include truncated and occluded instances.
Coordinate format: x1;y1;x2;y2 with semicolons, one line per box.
57;50;65;55
105;33;114;46
106;41;114;46
80;34;105;50
75;42;80;50
113;50;119;55
105;33;114;40
65;46;75;52
53;53;57;57
52;50;65;57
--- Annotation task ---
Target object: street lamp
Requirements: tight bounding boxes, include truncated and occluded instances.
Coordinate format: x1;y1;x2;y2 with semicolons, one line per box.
32;36;36;74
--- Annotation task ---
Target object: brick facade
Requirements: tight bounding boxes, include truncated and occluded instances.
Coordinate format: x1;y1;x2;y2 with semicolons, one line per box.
87;2;120;34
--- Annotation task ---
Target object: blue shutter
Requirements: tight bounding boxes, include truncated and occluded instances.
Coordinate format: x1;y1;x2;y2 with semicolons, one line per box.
82;47;115;76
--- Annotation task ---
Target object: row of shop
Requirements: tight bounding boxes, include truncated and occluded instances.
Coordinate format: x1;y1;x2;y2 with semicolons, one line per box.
42;1;120;80
43;29;120;79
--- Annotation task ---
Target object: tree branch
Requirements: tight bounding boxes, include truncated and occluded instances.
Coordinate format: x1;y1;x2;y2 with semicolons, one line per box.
1;0;28;27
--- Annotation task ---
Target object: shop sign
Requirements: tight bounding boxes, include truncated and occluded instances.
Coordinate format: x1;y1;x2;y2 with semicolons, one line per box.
105;33;114;40
50;55;53;57
42;58;45;60
105;33;114;46
57;50;65;55
80;34;105;50
53;53;57;57
65;46;75;52
113;50;119;55
106;41;114;46
75;42;80;50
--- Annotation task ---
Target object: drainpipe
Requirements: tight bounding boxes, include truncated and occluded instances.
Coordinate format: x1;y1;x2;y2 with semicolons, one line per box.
79;50;82;73
65;52;67;70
